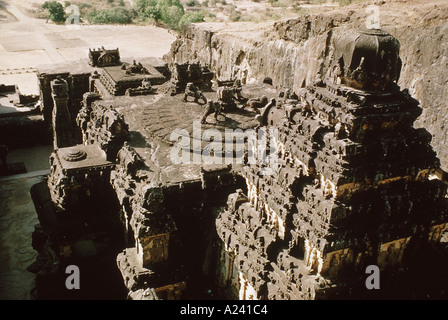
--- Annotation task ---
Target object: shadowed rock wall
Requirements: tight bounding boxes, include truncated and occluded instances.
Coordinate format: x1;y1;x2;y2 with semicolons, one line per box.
164;1;448;171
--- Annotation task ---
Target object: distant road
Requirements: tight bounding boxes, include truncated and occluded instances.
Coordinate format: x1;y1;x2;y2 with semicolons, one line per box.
0;0;66;64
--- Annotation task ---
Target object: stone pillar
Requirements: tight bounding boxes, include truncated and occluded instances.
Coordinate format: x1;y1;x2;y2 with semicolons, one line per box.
51;77;73;149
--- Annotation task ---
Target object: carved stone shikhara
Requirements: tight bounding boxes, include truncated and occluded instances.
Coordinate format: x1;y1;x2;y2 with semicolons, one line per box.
329;29;402;92
29;29;448;300
214;29;448;299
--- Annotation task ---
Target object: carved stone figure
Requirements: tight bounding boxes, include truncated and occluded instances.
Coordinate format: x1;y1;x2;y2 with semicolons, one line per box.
170;62;213;94
201;101;224;124
125;60;149;75
232;79;246;103
246;95;268;109
125;78;153;96
183;82;207;104
216;86;237;111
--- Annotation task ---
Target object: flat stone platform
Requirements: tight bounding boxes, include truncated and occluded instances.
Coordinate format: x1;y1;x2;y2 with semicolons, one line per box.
99;82;279;186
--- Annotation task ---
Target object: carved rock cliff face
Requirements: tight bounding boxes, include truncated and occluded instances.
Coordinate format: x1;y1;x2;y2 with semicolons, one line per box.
164;1;448;171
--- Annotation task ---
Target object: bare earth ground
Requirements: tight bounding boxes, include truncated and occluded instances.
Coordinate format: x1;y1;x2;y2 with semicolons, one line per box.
3;0;442;95
0;0;176;95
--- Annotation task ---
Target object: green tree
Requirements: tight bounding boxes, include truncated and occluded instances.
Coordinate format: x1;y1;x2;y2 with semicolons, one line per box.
179;11;204;27
42;1;66;23
86;7;133;24
134;0;186;29
162;5;184;29
158;0;184;20
185;0;201;7
135;0;154;11
136;0;162;21
144;4;162;21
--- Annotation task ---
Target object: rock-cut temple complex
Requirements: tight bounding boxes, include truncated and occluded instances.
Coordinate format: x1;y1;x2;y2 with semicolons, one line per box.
26;28;448;300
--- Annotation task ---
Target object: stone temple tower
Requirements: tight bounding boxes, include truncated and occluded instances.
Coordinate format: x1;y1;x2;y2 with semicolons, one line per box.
215;29;448;299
